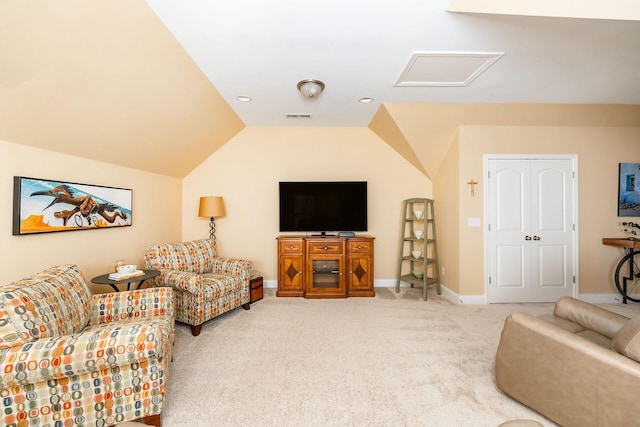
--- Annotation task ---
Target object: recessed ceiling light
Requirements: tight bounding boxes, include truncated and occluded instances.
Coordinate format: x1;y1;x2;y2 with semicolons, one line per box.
359;97;374;104
236;96;252;102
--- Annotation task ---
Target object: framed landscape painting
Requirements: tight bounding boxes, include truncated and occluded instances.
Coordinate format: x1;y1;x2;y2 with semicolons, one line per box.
618;163;640;217
13;176;132;235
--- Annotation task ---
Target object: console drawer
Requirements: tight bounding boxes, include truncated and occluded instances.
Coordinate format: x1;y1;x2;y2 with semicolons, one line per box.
279;239;304;254
308;241;343;254
348;240;371;254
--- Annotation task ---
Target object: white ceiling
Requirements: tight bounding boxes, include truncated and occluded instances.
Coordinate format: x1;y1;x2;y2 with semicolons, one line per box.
145;0;640;127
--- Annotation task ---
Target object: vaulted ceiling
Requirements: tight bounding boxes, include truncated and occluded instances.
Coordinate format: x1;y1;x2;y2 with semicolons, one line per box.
147;0;640;127
1;1;639;178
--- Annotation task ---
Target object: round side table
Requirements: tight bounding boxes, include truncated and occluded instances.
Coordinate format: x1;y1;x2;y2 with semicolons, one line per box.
91;269;160;292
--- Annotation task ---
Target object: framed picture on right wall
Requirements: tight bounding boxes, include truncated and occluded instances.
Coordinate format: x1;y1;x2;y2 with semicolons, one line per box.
618;163;640;217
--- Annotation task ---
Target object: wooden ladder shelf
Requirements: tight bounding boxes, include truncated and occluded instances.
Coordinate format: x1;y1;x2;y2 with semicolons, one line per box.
396;198;441;300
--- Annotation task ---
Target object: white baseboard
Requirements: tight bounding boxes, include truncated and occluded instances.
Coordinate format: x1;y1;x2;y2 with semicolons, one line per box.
265;278;485;304
390;280;477;304
374;279;397;288
266;279;622;305
577;293;627;304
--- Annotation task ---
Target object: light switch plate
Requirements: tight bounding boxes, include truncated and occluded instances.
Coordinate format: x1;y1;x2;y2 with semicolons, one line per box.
467;217;481;227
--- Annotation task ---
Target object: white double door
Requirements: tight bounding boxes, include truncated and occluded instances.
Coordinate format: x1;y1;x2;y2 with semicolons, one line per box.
486;156;577;303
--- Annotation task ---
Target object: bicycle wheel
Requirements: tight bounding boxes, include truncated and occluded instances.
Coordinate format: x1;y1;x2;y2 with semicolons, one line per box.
615;250;640;302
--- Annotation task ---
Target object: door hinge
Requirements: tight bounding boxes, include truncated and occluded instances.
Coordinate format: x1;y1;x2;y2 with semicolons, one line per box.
489;276;492;284
573;275;575;284
488;224;491;231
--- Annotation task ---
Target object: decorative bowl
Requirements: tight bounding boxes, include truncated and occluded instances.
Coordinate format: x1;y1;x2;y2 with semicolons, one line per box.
414;230;424;239
411;250;422;259
117;264;137;274
412;270;424;279
414;210;423;219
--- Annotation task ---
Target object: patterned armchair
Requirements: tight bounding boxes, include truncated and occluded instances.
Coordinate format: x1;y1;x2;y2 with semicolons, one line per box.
144;239;252;336
0;264;174;427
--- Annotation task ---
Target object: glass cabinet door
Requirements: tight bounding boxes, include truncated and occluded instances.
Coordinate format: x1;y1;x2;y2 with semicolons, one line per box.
312;259;340;289
306;255;345;297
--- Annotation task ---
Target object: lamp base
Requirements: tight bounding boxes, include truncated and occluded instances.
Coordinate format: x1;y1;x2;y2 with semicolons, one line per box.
209;217;216;245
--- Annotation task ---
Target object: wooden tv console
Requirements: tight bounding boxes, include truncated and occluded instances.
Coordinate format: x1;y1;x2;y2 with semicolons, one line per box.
276;235;375;298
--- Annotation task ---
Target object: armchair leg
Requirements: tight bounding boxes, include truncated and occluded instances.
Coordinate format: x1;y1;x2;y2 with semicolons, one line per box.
190;324;203;336
142;414;161;427
242;303;250;310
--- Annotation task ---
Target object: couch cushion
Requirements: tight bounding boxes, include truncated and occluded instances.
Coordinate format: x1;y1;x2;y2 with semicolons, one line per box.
145;239;217;274
0;264;90;348
612;315;640;362
538;314;585;334
576;329;613;348
201;273;244;299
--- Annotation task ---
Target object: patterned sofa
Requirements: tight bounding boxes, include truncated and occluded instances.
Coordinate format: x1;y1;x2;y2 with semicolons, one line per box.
0;264;174;427
144;239;252;336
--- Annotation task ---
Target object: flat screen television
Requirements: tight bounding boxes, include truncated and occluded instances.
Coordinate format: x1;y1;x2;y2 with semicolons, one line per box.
279;181;367;234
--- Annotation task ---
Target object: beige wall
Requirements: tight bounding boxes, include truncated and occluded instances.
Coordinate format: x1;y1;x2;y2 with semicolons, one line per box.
1;139;182;291
181;127;433;283
433;130;461;297
4;115;639;301
447;126;640;299
0;0;243;179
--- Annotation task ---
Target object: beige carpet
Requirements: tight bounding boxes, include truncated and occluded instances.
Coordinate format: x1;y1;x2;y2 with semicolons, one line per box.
161;287;640;427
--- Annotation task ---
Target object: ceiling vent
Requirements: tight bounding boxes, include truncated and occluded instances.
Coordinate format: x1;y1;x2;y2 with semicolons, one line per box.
285;113;313;119
395;51;504;87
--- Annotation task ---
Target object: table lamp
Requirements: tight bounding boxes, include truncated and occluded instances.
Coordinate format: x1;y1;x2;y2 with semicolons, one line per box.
198;196;226;244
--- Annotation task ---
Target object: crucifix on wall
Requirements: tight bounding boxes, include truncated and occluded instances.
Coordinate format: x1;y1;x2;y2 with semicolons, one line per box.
467;179;478;197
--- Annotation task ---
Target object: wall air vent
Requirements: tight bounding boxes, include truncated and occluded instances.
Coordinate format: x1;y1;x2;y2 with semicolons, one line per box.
285;113;313;119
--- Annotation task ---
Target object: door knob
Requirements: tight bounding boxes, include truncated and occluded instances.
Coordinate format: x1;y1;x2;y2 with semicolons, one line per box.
525;236;532;240
533;236;541;241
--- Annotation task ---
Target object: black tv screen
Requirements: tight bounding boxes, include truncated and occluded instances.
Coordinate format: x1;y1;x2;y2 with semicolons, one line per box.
279;181;367;233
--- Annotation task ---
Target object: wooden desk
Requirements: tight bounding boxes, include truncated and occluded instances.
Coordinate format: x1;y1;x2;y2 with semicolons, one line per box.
602;238;640;250
602;238;640;303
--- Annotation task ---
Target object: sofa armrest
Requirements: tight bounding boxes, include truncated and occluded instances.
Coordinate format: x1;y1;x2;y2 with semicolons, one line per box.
88;287;173;325
553;296;629;339
0;319;171;389
151;269;204;294
496;311;640;427
209;258;252;279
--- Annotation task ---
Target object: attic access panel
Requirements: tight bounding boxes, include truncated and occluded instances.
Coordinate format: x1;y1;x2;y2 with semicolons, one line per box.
395;51;504;87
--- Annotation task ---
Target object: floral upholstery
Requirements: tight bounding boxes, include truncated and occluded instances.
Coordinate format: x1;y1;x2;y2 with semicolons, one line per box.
144;239;252;336
0;264;174;427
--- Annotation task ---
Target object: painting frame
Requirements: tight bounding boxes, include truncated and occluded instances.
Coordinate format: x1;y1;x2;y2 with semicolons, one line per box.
13;176;133;235
618;163;640;217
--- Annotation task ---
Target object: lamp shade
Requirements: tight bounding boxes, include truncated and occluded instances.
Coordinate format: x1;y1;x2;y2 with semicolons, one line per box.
198;196;226;218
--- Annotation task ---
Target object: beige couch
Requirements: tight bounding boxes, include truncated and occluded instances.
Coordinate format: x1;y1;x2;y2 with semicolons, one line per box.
495;296;640;427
